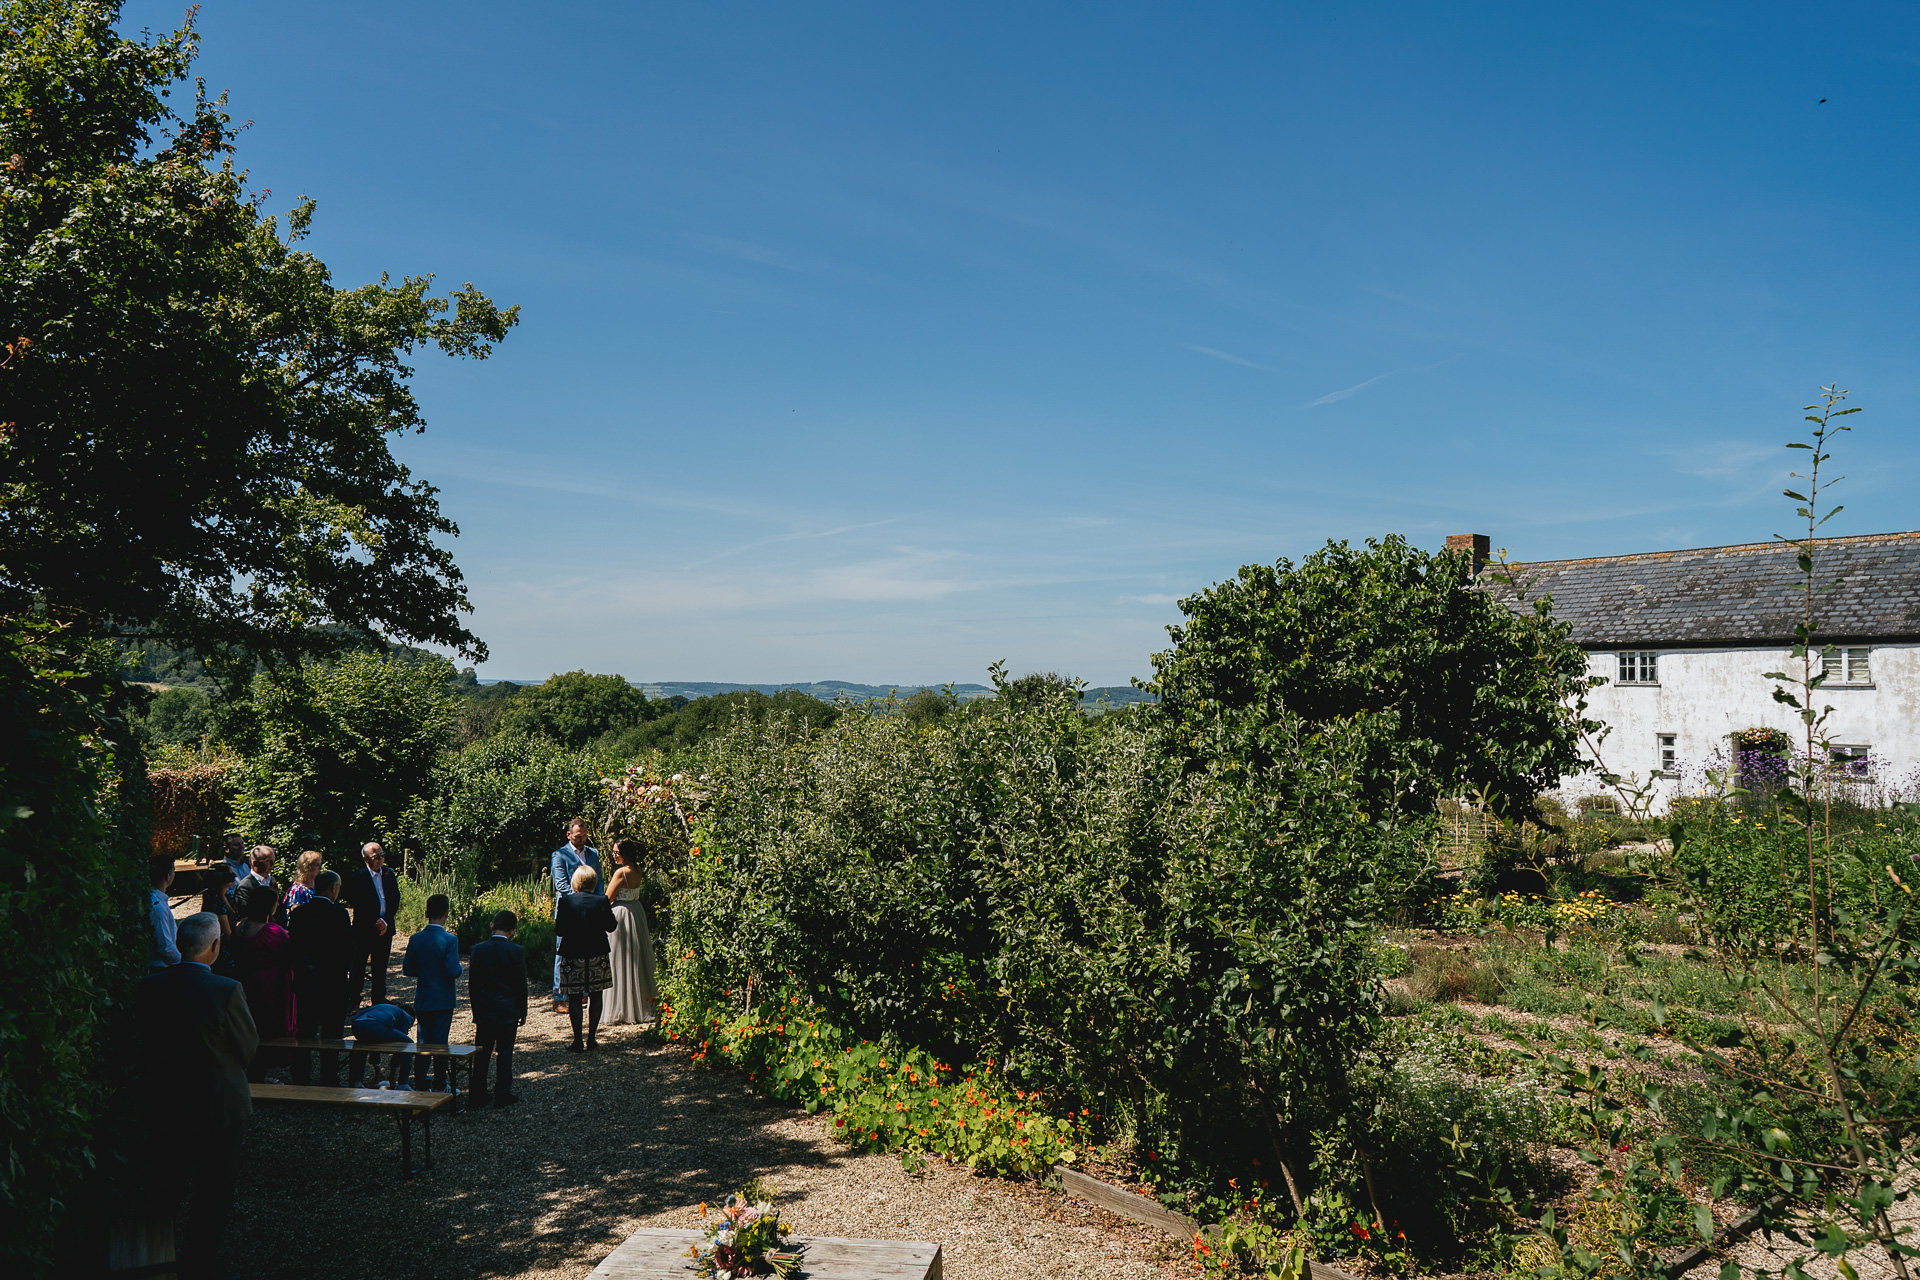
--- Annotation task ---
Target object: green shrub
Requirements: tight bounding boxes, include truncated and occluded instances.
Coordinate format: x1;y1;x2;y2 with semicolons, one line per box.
460;877;556;980
396;870;554;979
133;685;216;749
403;734;611;886
671;667;1410;1205
226;651;458;857
604;688;838;756
1363;1028;1556;1259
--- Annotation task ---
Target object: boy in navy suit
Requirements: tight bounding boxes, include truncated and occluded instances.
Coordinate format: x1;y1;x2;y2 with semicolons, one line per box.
467;910;529;1106
400;893;462;1090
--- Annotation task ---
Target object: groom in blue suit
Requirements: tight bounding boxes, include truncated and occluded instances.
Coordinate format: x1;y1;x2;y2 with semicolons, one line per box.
550;819;601;1012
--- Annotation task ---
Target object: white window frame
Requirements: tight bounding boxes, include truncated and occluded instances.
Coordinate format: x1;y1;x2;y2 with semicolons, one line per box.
1657;733;1677;776
1821;647;1872;686
1827;744;1874;782
1616;650;1659;685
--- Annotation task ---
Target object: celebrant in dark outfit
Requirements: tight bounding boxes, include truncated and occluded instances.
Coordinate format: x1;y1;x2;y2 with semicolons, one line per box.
553;865;617;1052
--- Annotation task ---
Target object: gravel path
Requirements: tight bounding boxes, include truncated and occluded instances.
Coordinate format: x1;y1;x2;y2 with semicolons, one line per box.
212;928;1194;1280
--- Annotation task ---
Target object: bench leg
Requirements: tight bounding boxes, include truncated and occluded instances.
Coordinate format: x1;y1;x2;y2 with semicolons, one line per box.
396;1111;435;1177
451;1057;467;1113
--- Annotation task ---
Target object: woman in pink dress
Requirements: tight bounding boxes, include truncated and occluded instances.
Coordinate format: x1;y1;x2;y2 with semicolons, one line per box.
230;883;297;1079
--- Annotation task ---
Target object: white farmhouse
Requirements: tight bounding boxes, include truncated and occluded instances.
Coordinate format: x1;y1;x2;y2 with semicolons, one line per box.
1469;530;1920;809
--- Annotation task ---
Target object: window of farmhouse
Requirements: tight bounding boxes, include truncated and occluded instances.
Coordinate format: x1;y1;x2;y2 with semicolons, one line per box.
1828;744;1873;779
1821;647;1872;685
1617;651;1659;684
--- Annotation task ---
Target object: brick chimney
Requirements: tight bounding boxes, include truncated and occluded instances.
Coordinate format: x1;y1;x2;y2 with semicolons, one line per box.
1446;533;1490;574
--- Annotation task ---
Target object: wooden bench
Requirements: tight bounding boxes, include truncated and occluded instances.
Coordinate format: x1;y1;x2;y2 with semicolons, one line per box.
588;1227;942;1279
262;1036;478;1105
250;1083;450;1176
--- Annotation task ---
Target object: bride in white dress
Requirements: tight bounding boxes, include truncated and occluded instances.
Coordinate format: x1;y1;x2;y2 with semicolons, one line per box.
602;839;659;1024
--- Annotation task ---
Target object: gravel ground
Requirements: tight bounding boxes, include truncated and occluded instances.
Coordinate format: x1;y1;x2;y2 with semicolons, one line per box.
209;926;1195;1280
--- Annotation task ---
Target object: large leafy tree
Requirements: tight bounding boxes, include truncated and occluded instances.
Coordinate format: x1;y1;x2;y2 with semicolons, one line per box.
0;5;512;1270
1147;535;1591;819
226;651;461;858
501;670;656;748
0;0;515;668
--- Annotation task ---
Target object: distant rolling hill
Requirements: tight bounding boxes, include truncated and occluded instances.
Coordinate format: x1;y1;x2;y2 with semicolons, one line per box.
629;679;1158;708
477;676;1157;707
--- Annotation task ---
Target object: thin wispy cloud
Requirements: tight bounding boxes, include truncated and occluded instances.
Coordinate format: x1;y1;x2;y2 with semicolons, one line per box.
1302;354;1461;408
1118;592;1182;605
1184;343;1265;369
682;232;818;272
685;518;903;569
1657;441;1780;483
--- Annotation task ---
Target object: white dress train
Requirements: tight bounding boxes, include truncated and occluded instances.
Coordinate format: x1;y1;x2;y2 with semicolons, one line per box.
604;885;659;1024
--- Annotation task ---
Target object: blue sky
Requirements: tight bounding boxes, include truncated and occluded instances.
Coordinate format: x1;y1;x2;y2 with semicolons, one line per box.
122;1;1920;685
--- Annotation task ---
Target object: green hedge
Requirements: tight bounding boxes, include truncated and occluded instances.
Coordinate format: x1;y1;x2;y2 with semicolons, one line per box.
0;628;150;1275
666;675;1417;1207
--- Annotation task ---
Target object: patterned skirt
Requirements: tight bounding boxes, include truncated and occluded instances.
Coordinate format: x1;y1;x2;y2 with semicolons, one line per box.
558;954;612;996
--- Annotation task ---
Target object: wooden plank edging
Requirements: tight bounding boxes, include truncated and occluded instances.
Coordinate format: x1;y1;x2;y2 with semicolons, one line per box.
1049;1165;1362;1280
587;1227;942;1279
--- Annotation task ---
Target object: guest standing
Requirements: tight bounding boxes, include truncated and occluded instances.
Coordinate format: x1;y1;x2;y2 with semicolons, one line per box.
288;870;355;1084
219;833;249;889
148;856;179;970
238;844;276;905
467;910;528;1107
548;819;601;1013
603;839;659;1024
554;865;617;1052
229;886;295;1079
199;863;239;979
135;912;257;1280
343;841;400;1004
400;893;462;1091
279;849;322;922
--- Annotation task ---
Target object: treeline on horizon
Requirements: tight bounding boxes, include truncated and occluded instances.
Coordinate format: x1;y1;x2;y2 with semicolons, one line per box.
121;635;1153;760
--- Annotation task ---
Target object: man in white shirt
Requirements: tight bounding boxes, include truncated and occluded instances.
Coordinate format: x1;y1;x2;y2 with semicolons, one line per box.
345;841;400;1004
233;845;276;918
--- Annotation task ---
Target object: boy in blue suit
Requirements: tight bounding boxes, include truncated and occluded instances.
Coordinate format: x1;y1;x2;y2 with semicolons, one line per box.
349;1000;413;1088
400;893;462;1090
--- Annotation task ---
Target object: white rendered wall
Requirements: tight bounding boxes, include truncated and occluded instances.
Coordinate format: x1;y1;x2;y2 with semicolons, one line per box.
1558;642;1920;809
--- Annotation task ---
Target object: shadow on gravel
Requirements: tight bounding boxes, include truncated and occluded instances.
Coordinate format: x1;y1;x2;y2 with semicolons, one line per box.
221;951;849;1280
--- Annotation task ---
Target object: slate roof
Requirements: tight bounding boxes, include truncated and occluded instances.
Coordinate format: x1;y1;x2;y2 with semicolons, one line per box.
1485;531;1920;647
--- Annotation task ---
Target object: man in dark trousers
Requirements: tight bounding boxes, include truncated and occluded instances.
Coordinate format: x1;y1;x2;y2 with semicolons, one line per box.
136;911;258;1280
343;840;400;1005
288;869;355;1084
466;910;529;1107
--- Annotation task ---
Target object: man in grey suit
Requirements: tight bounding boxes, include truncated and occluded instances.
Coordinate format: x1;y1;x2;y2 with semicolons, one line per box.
549;819;600;1013
136;912;258;1280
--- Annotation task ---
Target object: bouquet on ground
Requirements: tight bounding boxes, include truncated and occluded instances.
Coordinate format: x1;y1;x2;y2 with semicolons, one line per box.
688;1184;802;1279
